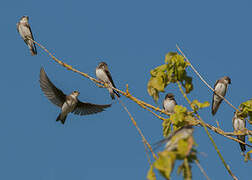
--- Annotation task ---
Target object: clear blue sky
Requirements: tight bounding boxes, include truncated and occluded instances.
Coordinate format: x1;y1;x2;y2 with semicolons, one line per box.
1;0;251;179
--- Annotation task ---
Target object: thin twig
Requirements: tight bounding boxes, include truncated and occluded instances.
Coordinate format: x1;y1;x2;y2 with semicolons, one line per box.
176;45;239;112
117;97;157;160
195;159;211;180
177;81;238;180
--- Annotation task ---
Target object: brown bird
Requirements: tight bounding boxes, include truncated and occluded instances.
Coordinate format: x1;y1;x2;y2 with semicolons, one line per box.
96;62;120;100
17;16;37;56
39;67;111;124
232;113;246;152
211;76;231;115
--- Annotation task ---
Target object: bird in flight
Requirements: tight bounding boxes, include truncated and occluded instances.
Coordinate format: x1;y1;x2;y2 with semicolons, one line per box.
39;67;111;124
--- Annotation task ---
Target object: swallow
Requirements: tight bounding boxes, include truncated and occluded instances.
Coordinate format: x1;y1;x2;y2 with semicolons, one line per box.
17;16;37;56
163;93;177;113
39;67;111;124
211;76;231;115
154;125;194;152
232;113;246;152
96;62;120;100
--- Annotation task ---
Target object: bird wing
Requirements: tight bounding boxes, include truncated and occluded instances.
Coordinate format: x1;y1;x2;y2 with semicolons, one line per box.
39;67;66;107
24;22;37;53
72;101;111;116
104;67;116;88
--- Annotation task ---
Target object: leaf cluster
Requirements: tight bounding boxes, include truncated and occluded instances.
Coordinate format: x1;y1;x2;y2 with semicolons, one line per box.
147;52;193;102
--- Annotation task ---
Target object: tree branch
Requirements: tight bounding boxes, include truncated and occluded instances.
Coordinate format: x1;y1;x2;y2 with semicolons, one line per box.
176;44;239;112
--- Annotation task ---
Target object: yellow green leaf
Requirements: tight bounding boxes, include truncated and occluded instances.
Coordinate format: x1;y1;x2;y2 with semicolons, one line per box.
191;100;210;111
154;151;176;179
147;165;156;180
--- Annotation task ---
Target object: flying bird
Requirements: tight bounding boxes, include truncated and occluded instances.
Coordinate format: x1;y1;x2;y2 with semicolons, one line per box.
163;93;177;113
211;76;231;115
154;125;194;151
96;62;120;100
39;67;111;124
232;113;246;152
17;16;37;56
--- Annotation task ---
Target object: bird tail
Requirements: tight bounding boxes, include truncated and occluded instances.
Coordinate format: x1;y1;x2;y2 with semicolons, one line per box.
211;100;222;115
28;40;37;56
113;89;120;98
238;136;246;152
109;88;120;100
56;113;67;124
109;88;115;100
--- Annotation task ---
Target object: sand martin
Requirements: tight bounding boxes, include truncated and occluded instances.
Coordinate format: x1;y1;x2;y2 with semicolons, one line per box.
232;113;246;152
39;68;111;124
96;62;120;100
17;16;37;56
211;76;231;115
163;93;177;113
155;125;194;151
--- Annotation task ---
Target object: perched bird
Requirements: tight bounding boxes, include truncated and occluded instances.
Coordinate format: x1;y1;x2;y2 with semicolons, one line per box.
232;113;246;152
163;93;177;113
96;62;120;100
211;76;231;115
17;16;37;56
155;125;194;151
39;67;111;124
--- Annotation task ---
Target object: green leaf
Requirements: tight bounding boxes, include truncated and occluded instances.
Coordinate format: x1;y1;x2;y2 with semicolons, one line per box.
191;100;210;111
163;120;172;137
170;105;188;128
248;137;252;143
154;151;176;179
165;52;178;63
147;165;156;180
147;80;159;102
177;139;190;158
239;99;252;120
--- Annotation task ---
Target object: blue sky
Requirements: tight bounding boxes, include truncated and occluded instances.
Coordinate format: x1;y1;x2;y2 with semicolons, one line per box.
1;0;251;179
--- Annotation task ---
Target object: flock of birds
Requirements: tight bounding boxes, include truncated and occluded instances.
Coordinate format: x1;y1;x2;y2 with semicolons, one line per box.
16;16;246;154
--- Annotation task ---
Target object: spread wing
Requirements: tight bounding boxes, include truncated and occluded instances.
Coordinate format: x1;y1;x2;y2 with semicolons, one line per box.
72;101;111;116
39;67;66;107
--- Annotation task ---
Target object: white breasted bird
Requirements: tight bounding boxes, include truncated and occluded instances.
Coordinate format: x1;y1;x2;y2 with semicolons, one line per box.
211;76;231;115
232;113;246;152
163;93;177;113
96;62;120;100
17;16;37;56
39;68;111;124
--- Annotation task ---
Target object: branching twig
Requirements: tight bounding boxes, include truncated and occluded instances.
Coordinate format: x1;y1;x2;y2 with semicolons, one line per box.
117;97;157;160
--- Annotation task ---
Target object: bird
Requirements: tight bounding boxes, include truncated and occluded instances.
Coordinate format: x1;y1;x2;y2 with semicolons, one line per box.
163;93;177;113
39;67;111;124
211;76;231;115
232;113;246;152
154;125;194;151
17;16;37;56
95;62;120;100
